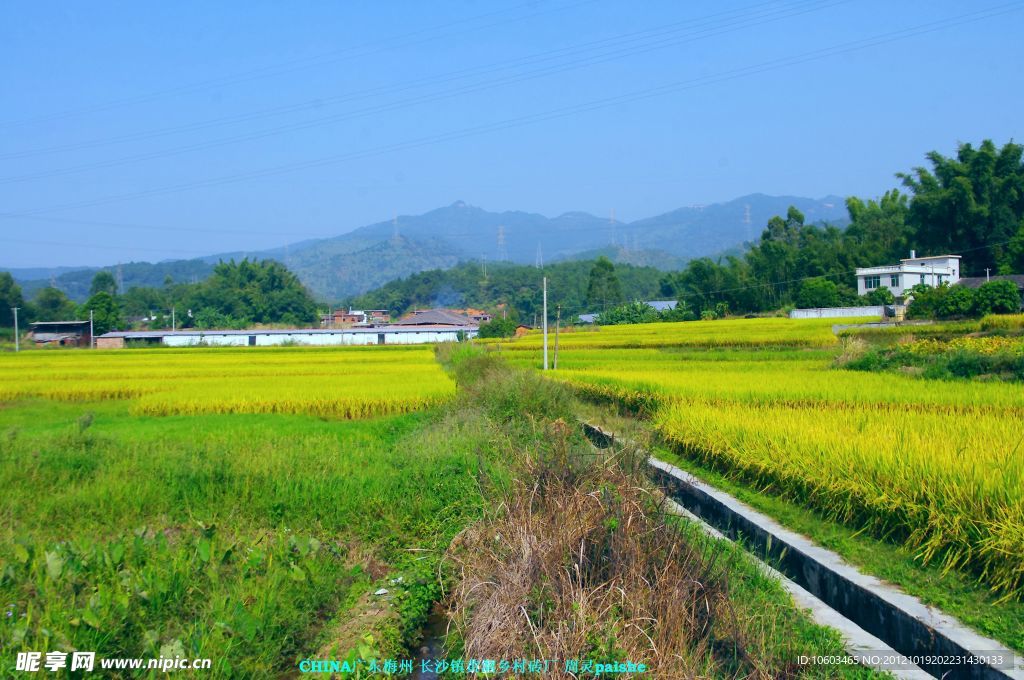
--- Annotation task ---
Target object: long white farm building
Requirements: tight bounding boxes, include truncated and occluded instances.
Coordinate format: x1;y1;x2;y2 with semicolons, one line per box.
96;324;476;349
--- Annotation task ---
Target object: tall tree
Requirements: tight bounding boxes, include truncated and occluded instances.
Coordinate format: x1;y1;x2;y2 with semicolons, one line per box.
89;270;118;297
586;256;623;311
79;291;124;335
1006;223;1024;274
899;140;1024;275
0;273;25;327
121;286;169;319
844;189;912;265
31;287;78;322
187;259;317;326
745;207;807;307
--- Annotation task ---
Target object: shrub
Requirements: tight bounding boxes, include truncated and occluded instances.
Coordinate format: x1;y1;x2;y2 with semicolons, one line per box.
975;280;1022;316
597;301;661;326
477;317;516;338
938;285;976;318
906;283;949;319
796;277;840;308
193;308;247;330
863;286;895;305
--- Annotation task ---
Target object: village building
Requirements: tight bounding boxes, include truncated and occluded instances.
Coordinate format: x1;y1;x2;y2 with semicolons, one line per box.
394;309;478;326
855;251;961;298
28;320;92;347
320;308;392;327
96;323;476;349
956;274;1024;306
452;308;492;323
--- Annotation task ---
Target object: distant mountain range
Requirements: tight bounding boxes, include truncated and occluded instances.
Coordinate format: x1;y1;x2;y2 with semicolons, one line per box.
8;193;847;302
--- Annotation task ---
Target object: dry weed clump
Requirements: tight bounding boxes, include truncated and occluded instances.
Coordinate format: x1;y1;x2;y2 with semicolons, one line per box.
833;336;868;366
446;420;774;679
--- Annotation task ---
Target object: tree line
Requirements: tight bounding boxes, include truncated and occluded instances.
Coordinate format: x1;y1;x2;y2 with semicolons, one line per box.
659;139;1024;314
0;259;318;335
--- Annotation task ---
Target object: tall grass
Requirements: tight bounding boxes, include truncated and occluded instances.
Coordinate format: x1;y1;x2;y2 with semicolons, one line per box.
0;401;492;675
443;348;870;678
510;317;1024;600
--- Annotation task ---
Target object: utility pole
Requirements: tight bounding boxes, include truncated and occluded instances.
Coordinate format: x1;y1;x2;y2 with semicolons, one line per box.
542;276;548;371
172;307;176;331
89;309;94;349
985;268;991;282
554;304;560;370
12;307;19;352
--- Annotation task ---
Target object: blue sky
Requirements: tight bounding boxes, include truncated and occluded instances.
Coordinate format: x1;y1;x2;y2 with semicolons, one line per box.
1;0;1021;268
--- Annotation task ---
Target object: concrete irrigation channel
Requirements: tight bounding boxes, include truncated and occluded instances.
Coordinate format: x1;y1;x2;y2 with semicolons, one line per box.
582;422;1024;680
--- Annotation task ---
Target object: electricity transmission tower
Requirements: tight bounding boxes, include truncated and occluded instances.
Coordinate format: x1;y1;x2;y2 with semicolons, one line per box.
496;225;508;261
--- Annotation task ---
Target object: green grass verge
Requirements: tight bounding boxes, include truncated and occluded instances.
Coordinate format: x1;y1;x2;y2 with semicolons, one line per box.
669;518;889;679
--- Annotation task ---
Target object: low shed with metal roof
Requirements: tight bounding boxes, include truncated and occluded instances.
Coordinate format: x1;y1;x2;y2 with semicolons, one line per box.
29;321;92;347
96;324;477;349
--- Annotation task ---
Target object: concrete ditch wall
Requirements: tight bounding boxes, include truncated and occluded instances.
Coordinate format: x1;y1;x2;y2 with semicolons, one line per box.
582;423;1023;680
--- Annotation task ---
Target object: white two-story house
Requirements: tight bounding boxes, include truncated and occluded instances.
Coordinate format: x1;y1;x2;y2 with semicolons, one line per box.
855;251;961;297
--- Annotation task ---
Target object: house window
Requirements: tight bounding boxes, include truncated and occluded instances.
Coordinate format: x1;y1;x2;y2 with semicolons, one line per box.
864;275;880;290
889;274;900;288
920;274;926;284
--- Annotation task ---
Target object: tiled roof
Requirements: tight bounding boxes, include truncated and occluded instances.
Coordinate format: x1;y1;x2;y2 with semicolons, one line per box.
394;309;476;326
957;275;1024;289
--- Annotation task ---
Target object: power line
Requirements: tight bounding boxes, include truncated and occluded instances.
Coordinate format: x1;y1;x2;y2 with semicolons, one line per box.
0;0;847;183
0;236;212;257
3;2;1016;222
0;197;1013;265
0;0;595;130
0;0;825;161
1;205;659;242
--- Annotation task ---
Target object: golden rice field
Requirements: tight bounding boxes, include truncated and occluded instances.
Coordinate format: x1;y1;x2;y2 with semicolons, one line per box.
0;345;455;418
486;316;867;349
496;318;1024;599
